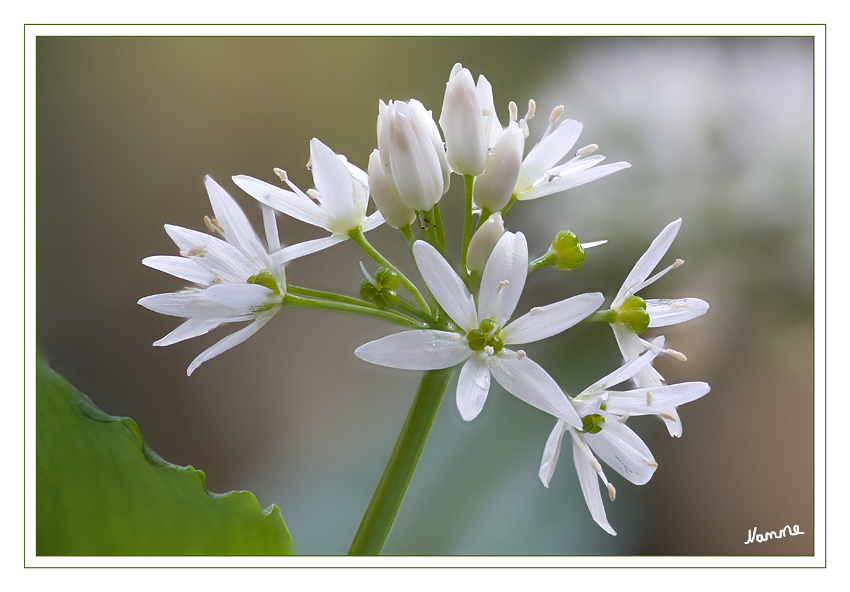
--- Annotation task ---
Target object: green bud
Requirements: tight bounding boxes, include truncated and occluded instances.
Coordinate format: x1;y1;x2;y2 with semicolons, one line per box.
374;267;399;290
579;413;605;434
360;278;378;301
466;318;505;354
247;270;280;294
374;289;398;310
549;231;586;270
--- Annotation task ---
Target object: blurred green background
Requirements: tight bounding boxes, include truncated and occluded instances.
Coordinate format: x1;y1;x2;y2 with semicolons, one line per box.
36;36;813;555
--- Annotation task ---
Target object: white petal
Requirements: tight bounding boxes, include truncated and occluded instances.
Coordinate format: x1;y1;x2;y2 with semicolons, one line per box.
187;315;272;376
478;232;528;326
361;210;387;233
571;432;616;536
661;408;683;438
646;298;709;327
153;317;222;347
272;234;347;265
487;350;581;427
517;119;583;189
504;292;603;345
164;224;256;282
204;176;268;264
586;417;657;485
456;354;491;421
412;241;477;331
354;330;472;370
142;255;214;285
615;219;681;305
310;138;363;230
262;205;281;252
203;282;277;311
138;291;242;319
605;382;710;416
611;324;666;389
583;338;664;394
518;161;631;201
232;174;330;229
539;420;567;487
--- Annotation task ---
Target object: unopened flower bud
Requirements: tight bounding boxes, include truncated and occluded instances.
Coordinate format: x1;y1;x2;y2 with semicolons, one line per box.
368;149;416;228
359;265;400;310
472;121;525;212
466;212;505;273
439;63;487;176
377;99;451;212
547;231;586;270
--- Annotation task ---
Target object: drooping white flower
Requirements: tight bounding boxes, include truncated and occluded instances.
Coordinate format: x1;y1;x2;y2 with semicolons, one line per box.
377;99;451;211
355;231;604;425
607;218;710;437
139;176;295;376
439;63;490;176
231;138;384;259
538;342;706;535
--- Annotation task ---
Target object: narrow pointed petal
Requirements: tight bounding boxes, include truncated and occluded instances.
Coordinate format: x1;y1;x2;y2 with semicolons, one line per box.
261;205;281;252
539;420;567;487
517;119;583;189
153;317;222;347
412;240;477;331
203;282;277;311
164;224;256;282
605;382;711;416
204;176;267;263
586;418;657;485
187;316;272;376
661;408;683;437
518;162;632;201
354;330;472;370
585;338;664;394
456;354;491;421
487;351;581;427
571;433;617;536
143;255;214;285
478;232;528;326
611;324;665;388
138;291;237;319
361;210;387;233
615;219;682;304
504;292;604;345
646;298;709;327
272;234;347;265
232;174;330;230
309;138;362;229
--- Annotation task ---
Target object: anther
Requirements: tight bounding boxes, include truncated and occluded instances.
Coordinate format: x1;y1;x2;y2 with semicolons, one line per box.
666;348;688;362
530;307;545;316
659;411;678;422
306;189;321;201
575;144;598;158
643;459;658;468
211;276;223;283
516;350;526;360
305;157;312;171
525;99;536;121
498;280;510;292
180;246;208;257
549;105;564;124
450;333;461;342
509;101;518;122
645;391;653;406
617;413;630;423
673;259;684;268
607;482;616;502
483;345;495;355
273;168;288;182
204;215;225;234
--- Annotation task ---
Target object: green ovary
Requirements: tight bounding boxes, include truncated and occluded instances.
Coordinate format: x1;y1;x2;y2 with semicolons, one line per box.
466;318;505;355
247;270;281;294
579;413;605;434
601;295;650;334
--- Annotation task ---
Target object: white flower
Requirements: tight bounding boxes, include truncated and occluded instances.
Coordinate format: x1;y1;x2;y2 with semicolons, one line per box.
367;149;416;229
608;218;710;437
231;138;384;259
139;176;294;376
538;343;681;535
355;231;604;424
472;119;525;212
377;99;451;211
465;212;505;273
439;63;490;176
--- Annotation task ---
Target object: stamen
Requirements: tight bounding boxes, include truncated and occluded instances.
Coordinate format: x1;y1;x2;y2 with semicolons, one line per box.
645;391;653;406
666;348;688;362
211;276;223;283
486;325;499;339
617;413;630;423
575;144;598;158
673;258;684;268
305;157;312;171
450;333;461;342
483;345;495;355
306;189;321;202
659;411;678;421
549;105;564;124
204;215;225;234
498;280;510;292
606;482;616;502
643;459;658;468
180;246;208;257
516;350;526;360
589;457;603;473
530;307;545;316
509;101;518;122
580;240;607;249
273;168;288;182
525;99;535;121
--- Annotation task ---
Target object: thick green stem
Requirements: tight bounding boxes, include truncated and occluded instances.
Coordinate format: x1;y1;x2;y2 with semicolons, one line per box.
349;227;432;315
282;293;424;329
348;366;455;555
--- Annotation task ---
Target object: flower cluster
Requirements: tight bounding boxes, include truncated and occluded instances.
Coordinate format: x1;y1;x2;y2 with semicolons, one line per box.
140;62;709;538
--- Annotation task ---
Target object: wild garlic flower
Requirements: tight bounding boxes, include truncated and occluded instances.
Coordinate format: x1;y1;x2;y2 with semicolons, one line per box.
355;231;604;424
605;218;710;436
232;138;384;259
139;176;292;376
465;212;506;273
439;63;491;176
376;99;451;212
539;343;667;535
367;149;416;229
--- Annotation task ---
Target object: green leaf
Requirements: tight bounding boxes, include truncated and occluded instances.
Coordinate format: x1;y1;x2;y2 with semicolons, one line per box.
35;354;294;555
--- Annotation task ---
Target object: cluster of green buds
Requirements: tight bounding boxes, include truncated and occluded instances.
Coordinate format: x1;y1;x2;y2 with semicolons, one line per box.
359;263;400;310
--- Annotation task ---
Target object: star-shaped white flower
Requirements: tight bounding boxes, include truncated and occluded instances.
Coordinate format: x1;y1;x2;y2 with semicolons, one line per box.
139;176;295;376
232;137;384;260
608;218;710;437
355;231;604;425
538;341;707;535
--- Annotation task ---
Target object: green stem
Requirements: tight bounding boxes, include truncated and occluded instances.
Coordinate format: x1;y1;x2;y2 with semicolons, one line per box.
459;174;475;288
432;202;449;257
500;194;518;217
348;366;455;555
283;293;424;329
399;224;416;247
287;285;379;309
349;227;432;315
475;207;492;232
